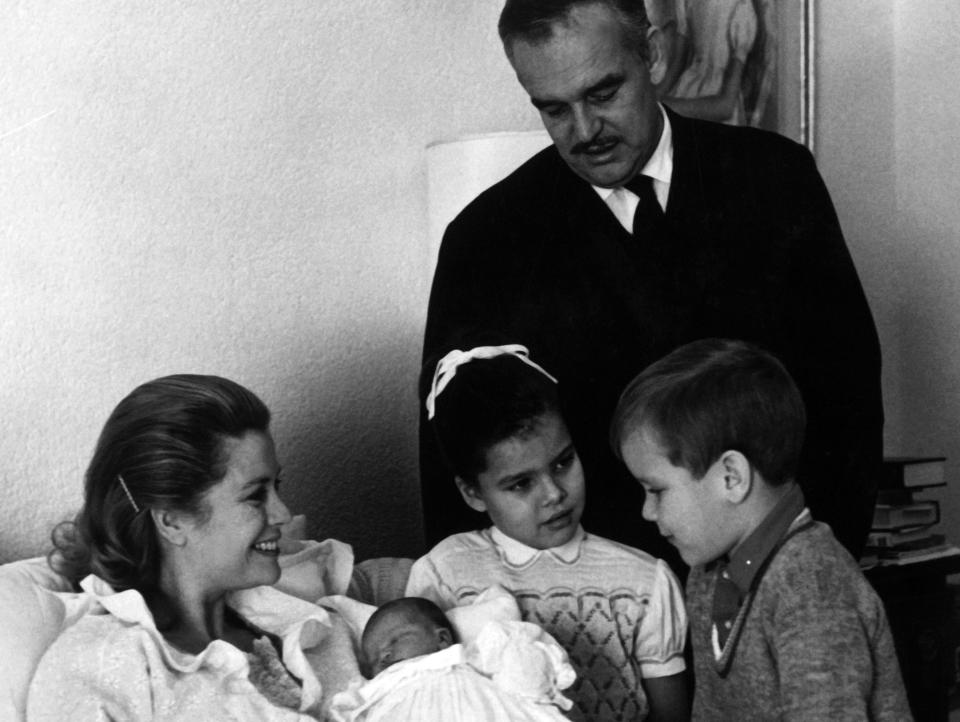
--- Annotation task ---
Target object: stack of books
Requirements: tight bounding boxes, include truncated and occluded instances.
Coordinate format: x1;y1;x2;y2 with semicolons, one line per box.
862;456;960;568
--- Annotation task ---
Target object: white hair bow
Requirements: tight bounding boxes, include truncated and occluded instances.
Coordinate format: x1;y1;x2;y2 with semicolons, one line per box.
425;344;558;420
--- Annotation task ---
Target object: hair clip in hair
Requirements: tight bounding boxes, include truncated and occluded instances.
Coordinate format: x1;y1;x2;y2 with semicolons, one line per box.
117;474;141;514
425;344;558;419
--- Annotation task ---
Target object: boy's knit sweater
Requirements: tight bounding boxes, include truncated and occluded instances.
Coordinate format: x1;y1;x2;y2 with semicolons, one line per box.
687;518;911;720
406;527;686;722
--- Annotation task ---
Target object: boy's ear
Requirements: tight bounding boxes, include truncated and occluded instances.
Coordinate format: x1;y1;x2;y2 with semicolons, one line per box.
455;476;488;513
435;626;453;650
151;507;190;547
718;450;753;504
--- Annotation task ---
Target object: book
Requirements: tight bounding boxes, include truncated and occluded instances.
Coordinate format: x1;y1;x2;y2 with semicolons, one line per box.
867;525;938;548
878;544;951;562
876;488;916;506
872;500;939;530
875;545;960;566
881;456;947;489
873;534;947;558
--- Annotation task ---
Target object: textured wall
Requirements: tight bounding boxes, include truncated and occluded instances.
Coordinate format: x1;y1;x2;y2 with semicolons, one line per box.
4;1;958;565
816;1;900;450
0;0;539;563
888;1;960;531
817;1;960;533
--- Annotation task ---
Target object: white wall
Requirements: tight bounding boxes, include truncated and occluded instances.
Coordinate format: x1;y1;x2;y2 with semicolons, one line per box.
4;1;959;565
0;0;541;563
818;1;960;535
890;1;960;532
817;1;900;446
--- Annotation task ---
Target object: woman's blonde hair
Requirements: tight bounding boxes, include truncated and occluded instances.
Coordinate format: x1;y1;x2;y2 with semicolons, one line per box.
50;374;270;603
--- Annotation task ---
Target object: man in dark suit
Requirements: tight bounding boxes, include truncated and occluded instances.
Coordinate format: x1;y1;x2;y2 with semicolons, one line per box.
420;0;882;567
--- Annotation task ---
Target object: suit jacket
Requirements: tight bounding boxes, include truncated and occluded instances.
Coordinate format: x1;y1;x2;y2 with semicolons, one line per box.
421;109;882;566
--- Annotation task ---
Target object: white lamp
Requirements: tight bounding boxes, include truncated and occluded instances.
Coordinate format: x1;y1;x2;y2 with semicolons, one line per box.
425;130;552;270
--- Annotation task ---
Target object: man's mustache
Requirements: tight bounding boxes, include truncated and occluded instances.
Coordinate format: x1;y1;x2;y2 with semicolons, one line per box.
571;136;618;155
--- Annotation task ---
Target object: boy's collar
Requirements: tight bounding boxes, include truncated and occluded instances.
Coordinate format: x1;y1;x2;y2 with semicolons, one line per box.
724;484;807;594
489;525;585;566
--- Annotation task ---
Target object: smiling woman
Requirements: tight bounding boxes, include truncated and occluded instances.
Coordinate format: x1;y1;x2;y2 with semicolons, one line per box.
26;375;325;720
168;430;292;628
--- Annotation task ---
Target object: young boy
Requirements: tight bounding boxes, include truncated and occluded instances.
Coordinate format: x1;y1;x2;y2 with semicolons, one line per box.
611;338;911;720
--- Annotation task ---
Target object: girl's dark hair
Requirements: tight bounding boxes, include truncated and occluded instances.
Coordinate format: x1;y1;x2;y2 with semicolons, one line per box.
423;352;560;483
610;338;806;485
50;374;270;597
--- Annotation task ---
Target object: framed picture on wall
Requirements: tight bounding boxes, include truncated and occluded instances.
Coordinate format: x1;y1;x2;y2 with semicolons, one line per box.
654;0;815;151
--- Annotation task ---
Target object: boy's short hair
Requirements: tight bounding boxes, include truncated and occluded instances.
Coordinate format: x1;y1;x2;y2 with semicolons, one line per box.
610;338;806;485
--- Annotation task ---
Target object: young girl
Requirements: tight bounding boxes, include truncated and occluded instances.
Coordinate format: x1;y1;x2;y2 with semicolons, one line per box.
406;345;689;722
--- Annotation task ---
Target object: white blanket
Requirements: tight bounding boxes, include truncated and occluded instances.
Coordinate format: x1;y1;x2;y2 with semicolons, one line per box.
328;620;575;722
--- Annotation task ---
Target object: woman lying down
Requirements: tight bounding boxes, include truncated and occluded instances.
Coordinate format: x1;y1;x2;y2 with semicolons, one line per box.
26;374;573;721
330;596;575;721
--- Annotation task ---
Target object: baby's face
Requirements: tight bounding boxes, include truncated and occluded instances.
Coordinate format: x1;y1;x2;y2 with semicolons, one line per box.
362;611;451;677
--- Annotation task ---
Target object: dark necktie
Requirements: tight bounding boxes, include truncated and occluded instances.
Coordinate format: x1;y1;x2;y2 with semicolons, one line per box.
711;561;742;649
625;174;664;239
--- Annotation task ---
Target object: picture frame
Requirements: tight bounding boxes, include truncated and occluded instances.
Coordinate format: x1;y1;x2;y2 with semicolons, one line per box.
658;0;816;152
771;0;815;151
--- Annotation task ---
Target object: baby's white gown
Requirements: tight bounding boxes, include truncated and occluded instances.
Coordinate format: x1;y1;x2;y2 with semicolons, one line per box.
330;620;575;722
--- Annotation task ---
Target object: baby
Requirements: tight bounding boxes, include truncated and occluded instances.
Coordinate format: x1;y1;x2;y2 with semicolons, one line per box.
331;596;575;722
360;597;455;678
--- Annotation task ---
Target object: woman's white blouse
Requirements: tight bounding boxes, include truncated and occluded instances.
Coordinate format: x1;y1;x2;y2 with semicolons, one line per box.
26;575;337;721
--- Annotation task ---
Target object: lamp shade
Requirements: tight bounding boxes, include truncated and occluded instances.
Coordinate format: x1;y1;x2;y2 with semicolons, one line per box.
425;130;552;269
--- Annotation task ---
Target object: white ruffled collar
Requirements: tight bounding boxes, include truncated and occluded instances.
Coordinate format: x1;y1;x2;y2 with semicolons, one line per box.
78;575;332;711
488;525;585;567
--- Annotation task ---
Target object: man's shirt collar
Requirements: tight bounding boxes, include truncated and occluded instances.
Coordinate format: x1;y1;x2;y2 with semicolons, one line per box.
592;105;672;231
592;103;673;202
490;525;585;566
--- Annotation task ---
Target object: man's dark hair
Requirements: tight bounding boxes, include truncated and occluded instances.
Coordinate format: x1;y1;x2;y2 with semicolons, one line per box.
499;0;651;61
611;338;806;486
